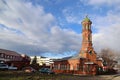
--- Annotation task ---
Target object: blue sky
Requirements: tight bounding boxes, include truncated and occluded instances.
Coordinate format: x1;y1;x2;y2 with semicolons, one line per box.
0;0;120;58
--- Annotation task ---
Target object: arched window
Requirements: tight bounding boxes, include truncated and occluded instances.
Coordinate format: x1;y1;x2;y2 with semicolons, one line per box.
89;25;91;30
86;25;88;30
82;26;85;30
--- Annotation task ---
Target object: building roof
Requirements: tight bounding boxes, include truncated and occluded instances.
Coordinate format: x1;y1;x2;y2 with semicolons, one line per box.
69;54;85;60
54;54;85;61
53;56;72;61
0;49;21;56
82;16;92;22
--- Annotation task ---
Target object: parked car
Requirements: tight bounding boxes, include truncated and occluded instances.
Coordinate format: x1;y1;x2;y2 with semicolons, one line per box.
39;68;55;74
0;63;8;70
8;66;17;70
22;66;36;73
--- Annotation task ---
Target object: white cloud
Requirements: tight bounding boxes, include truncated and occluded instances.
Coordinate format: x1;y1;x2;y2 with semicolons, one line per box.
83;0;120;6
80;0;120;53
0;0;82;56
62;8;83;24
62;0;120;54
93;12;120;53
1;0;119;58
93;27;120;53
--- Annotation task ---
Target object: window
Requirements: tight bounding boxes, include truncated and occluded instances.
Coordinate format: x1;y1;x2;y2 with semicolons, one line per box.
0;53;1;58
4;55;7;59
86;25;88;30
54;65;58;70
88;50;92;54
60;64;67;70
60;65;63;70
7;55;10;59
82;26;85;30
79;65;83;71
10;56;12;59
64;65;67;70
86;65;92;72
89;26;91;30
77;64;80;70
67;64;70;70
76;64;83;71
0;53;4;58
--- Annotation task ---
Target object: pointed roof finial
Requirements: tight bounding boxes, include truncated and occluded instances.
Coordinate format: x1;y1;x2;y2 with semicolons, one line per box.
86;15;88;18
83;15;91;22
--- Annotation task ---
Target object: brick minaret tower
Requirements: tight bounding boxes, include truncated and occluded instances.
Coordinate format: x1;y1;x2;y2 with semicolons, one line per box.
79;16;96;62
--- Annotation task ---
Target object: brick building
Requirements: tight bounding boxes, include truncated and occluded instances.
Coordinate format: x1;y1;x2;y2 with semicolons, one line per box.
0;49;30;69
53;16;103;75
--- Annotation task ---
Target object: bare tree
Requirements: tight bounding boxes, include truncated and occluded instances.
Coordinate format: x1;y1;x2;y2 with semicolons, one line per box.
99;48;117;68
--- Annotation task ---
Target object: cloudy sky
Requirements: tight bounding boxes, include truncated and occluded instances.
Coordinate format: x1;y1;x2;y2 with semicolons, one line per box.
0;0;120;58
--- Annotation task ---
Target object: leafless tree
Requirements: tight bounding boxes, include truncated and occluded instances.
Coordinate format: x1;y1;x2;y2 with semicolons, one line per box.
99;48;117;68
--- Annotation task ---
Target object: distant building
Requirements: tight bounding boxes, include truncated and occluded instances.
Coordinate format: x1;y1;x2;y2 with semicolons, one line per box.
0;49;30;69
53;16;103;75
30;56;54;66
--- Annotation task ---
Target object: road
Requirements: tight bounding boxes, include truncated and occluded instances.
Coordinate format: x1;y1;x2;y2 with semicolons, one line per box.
96;74;120;80
111;74;120;80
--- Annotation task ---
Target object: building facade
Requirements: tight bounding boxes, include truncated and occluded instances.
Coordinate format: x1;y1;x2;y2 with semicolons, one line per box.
53;17;103;75
0;49;30;69
30;56;54;66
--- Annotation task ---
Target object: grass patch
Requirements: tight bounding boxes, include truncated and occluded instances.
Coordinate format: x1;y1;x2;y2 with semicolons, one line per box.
0;71;107;80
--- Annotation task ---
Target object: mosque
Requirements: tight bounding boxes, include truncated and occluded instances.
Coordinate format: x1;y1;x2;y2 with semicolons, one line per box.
52;16;103;75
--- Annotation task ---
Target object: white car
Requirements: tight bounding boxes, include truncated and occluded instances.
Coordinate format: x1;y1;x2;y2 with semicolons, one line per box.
0;63;8;70
8;66;17;70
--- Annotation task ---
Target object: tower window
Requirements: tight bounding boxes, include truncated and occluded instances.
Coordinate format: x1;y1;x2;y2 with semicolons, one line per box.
88;50;92;54
89;26;91;30
83;26;85;30
86;25;88;30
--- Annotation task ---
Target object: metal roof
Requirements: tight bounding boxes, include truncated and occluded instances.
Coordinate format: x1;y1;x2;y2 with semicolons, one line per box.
0;49;21;56
54;54;85;61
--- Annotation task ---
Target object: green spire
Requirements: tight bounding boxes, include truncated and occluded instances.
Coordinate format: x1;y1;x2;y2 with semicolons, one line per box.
83;15;91;22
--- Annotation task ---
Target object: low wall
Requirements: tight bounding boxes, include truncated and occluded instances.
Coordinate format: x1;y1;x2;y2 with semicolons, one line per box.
53;70;96;75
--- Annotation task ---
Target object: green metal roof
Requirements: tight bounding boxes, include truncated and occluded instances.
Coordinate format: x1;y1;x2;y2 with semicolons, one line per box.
83;16;91;22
